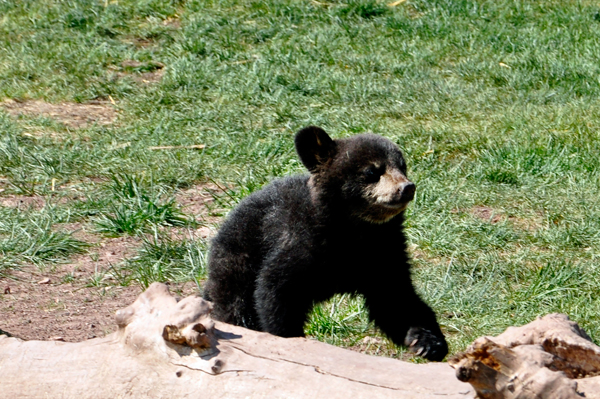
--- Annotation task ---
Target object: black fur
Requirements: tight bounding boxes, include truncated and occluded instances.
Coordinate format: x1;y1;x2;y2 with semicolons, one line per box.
204;126;448;361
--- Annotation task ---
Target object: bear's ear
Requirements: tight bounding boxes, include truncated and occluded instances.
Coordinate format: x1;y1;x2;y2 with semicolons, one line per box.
294;126;337;173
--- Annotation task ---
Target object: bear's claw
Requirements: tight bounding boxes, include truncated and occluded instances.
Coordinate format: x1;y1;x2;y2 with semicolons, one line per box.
404;327;448;362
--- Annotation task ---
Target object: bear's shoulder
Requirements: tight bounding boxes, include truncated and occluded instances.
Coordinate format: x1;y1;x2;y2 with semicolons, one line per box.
242;174;312;210
217;174;314;235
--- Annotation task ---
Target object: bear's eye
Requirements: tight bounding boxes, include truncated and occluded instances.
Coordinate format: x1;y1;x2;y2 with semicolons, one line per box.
364;165;384;183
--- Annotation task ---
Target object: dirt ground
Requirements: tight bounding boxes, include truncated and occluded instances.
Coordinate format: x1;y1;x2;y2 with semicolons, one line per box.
0;223;202;342
1;99;117;129
0;183;220;342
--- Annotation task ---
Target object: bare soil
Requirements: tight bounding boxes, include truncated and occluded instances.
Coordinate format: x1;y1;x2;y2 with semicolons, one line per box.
175;183;226;239
470;205;543;231
117;60;165;84
0;183;217;342
0;194;47;210
0;225;200;342
1;99;117;129
0;231;142;341
0;266;142;341
0;220;142;341
175;182;222;221
471;205;504;224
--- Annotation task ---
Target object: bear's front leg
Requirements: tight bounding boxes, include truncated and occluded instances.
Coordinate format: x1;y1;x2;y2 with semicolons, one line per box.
253;256;315;338
364;285;448;361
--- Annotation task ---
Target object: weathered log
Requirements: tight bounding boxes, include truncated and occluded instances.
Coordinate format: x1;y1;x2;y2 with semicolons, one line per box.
6;283;600;398
0;283;472;398
449;313;600;399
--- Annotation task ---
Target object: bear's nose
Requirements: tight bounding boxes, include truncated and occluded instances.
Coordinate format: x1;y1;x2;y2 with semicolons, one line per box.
399;181;416;202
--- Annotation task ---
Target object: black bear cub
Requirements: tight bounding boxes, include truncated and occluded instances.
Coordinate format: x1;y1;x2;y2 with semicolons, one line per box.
204;126;448;361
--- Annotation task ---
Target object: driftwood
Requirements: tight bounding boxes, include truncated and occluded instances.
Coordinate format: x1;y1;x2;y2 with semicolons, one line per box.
0;283;472;398
449;313;600;398
4;283;600;398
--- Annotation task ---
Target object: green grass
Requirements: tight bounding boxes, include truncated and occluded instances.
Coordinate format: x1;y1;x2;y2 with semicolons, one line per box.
119;228;207;288
94;174;192;236
0;205;90;271
2;0;600;359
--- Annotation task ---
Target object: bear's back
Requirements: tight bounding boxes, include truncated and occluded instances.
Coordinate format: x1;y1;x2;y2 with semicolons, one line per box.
212;174;316;260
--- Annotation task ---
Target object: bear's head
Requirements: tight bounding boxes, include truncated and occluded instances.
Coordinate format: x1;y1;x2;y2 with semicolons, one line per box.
295;126;415;224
